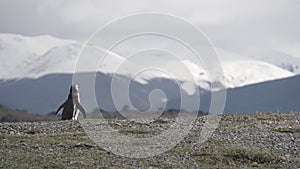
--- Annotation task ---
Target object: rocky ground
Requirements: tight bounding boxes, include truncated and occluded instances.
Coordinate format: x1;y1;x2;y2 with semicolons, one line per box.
0;112;299;168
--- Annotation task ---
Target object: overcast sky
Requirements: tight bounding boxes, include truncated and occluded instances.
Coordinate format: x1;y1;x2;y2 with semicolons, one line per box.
0;0;300;57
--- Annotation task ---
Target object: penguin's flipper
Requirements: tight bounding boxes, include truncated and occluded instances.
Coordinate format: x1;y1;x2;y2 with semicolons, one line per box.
55;103;65;115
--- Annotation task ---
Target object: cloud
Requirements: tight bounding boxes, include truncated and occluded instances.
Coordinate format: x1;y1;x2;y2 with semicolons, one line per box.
0;0;299;57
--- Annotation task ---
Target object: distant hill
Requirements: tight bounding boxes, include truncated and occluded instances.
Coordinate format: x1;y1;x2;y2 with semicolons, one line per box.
0;72;187;114
0;72;299;115
0;104;58;122
223;73;300;114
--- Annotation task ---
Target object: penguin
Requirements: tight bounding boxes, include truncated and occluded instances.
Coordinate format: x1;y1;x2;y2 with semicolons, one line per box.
55;84;86;120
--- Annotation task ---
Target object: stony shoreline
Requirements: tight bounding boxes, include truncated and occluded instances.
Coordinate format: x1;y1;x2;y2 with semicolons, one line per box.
0;112;299;168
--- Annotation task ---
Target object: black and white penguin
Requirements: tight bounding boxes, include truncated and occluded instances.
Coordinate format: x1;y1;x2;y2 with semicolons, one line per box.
55;84;86;120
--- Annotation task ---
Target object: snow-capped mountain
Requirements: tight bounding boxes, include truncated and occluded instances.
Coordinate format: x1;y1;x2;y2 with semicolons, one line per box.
0;33;295;90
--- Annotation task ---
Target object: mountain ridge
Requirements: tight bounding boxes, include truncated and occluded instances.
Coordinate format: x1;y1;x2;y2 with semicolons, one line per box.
0;33;295;89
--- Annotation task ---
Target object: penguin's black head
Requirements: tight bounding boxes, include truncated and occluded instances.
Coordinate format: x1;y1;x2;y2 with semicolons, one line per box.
70;84;79;93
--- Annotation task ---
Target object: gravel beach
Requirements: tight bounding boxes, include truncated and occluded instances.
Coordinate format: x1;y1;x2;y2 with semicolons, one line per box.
0;112;299;168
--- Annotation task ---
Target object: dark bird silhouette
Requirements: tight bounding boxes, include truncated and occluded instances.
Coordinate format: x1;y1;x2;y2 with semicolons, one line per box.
56;85;86;120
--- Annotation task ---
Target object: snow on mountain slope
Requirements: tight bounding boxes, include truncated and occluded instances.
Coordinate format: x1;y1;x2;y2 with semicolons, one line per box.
217;48;294;88
222;60;294;88
157;58;294;90
0;33;77;79
0;33;295;90
134;49;294;90
78;45;131;74
21;43;80;77
0;34;129;79
248;50;300;74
